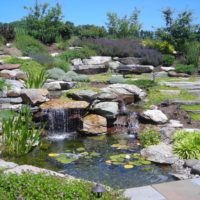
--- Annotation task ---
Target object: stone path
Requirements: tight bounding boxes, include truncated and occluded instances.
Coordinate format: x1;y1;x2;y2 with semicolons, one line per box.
124;178;200;200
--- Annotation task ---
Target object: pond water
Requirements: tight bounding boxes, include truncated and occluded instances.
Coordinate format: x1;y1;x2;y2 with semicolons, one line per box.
9;132;175;189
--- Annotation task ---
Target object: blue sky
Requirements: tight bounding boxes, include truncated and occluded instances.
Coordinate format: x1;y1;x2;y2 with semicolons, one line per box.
0;0;200;30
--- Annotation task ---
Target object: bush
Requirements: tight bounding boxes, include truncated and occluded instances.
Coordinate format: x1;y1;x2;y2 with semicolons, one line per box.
25;69;48;88
162;54;175;66
139;130;160;147
173;130;200;159
125;79;157;89
59;46;96;62
153;41;175;54
15;34;48;56
108;75;124;84
0;23;15;42
175;64;196;75
2;107;41;156
0;173;124;200
47;68;66;80
53;57;70;72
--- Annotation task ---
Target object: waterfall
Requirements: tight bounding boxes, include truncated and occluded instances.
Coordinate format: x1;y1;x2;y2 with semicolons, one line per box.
42;108;84;135
127;112;139;135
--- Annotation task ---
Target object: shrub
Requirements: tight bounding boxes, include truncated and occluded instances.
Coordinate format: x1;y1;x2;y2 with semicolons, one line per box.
153;41;175;54
139;130;160;147
0;173;124;200
2;107;41;156
125;79;157;89
15;34;48;56
173;130;200;159
59;46;96;61
53;57;70;72
175;64;196;75
108;75;124;84
25;69;48;88
0;23;15;41
0;35;5;46
73;74;90;82
162;54;175;66
47;68;66;80
0;78;6;91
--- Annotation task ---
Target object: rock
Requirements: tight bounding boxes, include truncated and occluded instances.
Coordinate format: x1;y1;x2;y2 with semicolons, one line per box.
3;47;22;57
117;65;154;74
21;89;49;105
191;163;200;175
18;56;32;60
0;59;4;65
0;104;22;111
168;71;189;78
0;64;20;70
98;84;146;103
142;109;168;124
80;114;107;135
185;159;199;168
69;90;98;102
50;52;59;57
0;69;27;80
44;81;75;91
4;165;73;178
0;159;18;169
71;58;83;66
155;71;168;78
40;99;89;109
168;120;183;128
106;61;121;71
118;57;142;65
141;143;179;164
92;101;119;118
7;88;21;97
73;64;107;74
5;79;25;89
0;97;22;104
159;90;181;95
6;43;12;48
160;126;175;144
82;56;112;65
0;91;7;98
161;66;175;72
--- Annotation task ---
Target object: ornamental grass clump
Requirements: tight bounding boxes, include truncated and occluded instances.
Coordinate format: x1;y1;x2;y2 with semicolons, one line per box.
2;107;41;157
173;130;200;159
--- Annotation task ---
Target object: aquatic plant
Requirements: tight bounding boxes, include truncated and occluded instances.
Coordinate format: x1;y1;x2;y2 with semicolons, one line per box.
139;130;160;147
2;107;41;156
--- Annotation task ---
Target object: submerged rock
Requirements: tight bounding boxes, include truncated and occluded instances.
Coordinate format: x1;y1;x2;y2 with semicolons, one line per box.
141;143;178;164
80;114;107;135
40;99;89;109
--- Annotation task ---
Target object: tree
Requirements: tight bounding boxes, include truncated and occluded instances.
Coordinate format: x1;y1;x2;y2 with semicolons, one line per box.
24;0;71;44
106;8;141;38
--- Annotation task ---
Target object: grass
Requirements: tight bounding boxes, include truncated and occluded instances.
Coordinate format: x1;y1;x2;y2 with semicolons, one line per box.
88;73;113;83
0;78;6;91
144;85;197;108
180;104;200;111
0;109;16;122
190;113;200;121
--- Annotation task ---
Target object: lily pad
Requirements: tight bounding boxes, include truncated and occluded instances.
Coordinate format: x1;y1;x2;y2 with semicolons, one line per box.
131;153;140;159
90;152;101;157
124;164;134;169
76;147;85;152
112;161;124;165
55;154;76;164
80;152;89;156
48;153;59;157
140;160;151;165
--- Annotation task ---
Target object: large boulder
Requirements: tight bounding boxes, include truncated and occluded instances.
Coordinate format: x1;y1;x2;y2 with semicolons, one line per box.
0;64;20;70
68;90;98;102
141;143;179;164
80;114;107;135
142;109;168;124
82;56;112;65
0;69;27;80
71;58;83;66
72;64;107;74
0;97;22;104
168;71;189;78
106;61;121;71
43;81;75;91
91;101;119;118
0;159;18;169
118;57;142;65
21;89;49;105
98;84;146;103
117;65;154;74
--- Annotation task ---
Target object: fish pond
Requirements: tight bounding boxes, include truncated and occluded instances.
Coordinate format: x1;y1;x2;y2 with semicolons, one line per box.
9;132;175;189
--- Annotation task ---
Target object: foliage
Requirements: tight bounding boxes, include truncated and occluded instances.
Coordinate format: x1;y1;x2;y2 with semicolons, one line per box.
0;35;4;47
139;130;160;147
0;109;16;122
0;173;125;200
175;64;196;75
25;69;48;88
47;67;66;80
15;33;48;56
24;1;71;44
75;25;107;39
183;42;200;67
0;78;6;91
53;57;70;72
0;23;15;42
4;57;45;74
108;75;124;84
156;8;198;50
173;130;200;159
162;54;175;66
106;8;141;38
2;107;41;156
125;79;157;89
59;46;96;62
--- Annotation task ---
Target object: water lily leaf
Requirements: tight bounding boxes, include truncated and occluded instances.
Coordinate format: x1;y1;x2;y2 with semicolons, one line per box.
48;153;59;157
124;164;134;169
112;161;124;165
129;161;142;166
76;147;85;152
55;154;76;164
131;153;140;158
140;160;151;165
90;152;100;157
80;152;89;156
